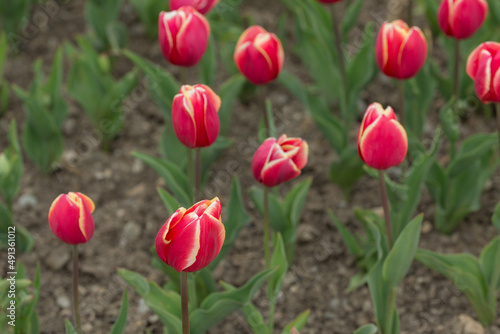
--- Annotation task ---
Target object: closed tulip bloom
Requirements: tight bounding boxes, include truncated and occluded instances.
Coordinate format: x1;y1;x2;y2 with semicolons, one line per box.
170;0;219;14
172;84;221;148
375;20;428;79
158;7;210;67
466;42;500;103
234;26;284;85
438;0;488;39
252;135;308;187
358;103;408;170
155;198;225;272
48;192;95;245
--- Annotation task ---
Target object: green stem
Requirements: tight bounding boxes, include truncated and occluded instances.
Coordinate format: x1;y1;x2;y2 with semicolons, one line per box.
188;148;194;202
407;0;413;26
181;271;190;334
181;67;187;85
384;286;398;334
378;170;393;249
453;39;460;108
72;245;82;334
398;80;405;129
264;187;270;269
496;104;500;155
260;87;271;138
268;299;276;332
195;148;202;202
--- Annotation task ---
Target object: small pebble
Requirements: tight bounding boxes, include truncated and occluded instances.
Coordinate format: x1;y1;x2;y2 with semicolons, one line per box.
44;250;71;270
17;194;38;209
56;295;71;309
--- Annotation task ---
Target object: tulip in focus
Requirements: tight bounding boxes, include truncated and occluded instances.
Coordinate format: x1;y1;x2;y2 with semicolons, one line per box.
48;192;95;244
172;84;221;148
252;135;308;187
357;103;408;170
158;7;210;67
375;20;428;79
234;26;284;85
170;0;219;14
155;198;225;272
466;42;500;103
438;0;488;39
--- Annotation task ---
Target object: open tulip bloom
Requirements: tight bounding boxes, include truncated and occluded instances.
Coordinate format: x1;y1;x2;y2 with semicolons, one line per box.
467;42;500;104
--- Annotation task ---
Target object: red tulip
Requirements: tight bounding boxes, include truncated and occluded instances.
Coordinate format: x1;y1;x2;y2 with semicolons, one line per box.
466;42;500;103
234;26;284;85
158;7;210;67
48;192;95;245
357;103;408;170
155;198;225;273
316;0;343;2
438;0;488;39
252;135;308;187
170;0;219;14
172;84;221;148
375;20;428;80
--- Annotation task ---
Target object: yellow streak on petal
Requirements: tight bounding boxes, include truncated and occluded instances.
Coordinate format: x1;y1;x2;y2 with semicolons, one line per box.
183;220;201;270
254;33;273;71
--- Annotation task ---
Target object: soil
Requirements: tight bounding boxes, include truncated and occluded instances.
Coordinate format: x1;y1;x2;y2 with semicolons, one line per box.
1;0;500;333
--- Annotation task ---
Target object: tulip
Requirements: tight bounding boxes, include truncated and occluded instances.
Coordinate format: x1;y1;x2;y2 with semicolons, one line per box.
357;103;408;170
172;84;221;148
48;192;95;245
252;135;308;187
234;26;284;85
438;0;488;39
155;198;225;272
466;42;500;103
158;7;210;67
375;20;428;79
170;0;219;14
316;0;343;2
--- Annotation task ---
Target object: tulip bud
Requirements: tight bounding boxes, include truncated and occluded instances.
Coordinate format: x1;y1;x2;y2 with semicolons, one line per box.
375;20;428;79
48;192;95;245
234;26;284;85
158;7;210;67
291;328;300;334
155;198;225;272
438;0;488;39
170;0;219;14
252;135;308;187
466;42;500;103
172;84;221;148
357;103;408;170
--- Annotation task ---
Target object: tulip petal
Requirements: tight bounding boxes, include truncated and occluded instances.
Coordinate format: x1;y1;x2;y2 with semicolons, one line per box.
172;93;197;148
451;0;488;39
261;157;301;187
398;27;427;79
493;68;500;102
155;208;187;263
166;218;201;272
474;50;493;102
437;0;453;36
251;138;276;182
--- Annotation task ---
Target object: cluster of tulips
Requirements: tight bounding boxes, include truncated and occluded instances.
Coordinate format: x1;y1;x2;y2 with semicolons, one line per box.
35;0;500;333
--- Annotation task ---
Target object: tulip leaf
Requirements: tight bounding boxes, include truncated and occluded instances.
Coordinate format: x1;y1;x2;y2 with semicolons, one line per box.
129;0;169;39
268;233;289;301
110;290;129;334
283;178;312;228
479;236;500;291
353;324;378;334
200;34;217;86
492;202;500;234
194;268;217;301
367;260;396;331
329;210;362;258
189;268;276;334
85;0;126;52
330;146;365;198
281;310;310;334
0;120;22;207
157;187;181;217
65;320;78;334
132;151;191;206
382;214;422;287
341;0;365;41
489;0;500;24
210;177;251;269
218;74;246;135
159;122;189;168
117;268;150;297
201;136;234;185
249;186;289;233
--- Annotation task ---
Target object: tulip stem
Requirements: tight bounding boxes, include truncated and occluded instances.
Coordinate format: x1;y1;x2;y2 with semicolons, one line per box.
398;80;405;129
180;271;190;334
496;104;500;153
72;245;82;334
378;170;393;248
260;87;271;138
181;67;187;85
264;187;270;268
188;148;194;201
407;0;414;26
453;39;460;107
195;148;202;202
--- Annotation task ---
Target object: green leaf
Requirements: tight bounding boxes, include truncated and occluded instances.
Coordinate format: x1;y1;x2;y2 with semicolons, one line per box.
158;123;189;168
218;74;246;135
117;268;150;297
110;290;129;334
383;214;423;287
157;187;181;217
249;186;289;232
341;0;365;40
190;268;276;334
479;236;500;290
330;146;365;198
281;310;310;334
65;320;78;334
201;136;233;184
145;282;183;331
268;233;289;300
353;324;378;334
129;0;169;39
200;34;216;86
0;120;22;206
489;0;500;24
329;210;362;258
492;202;500;234
283;178;312;228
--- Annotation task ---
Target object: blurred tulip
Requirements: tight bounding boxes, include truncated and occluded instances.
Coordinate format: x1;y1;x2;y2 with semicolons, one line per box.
358;103;408;170
234;26;284;85
155;198;225;272
170;0;219;14
48;192;95;245
466;42;500;103
438;0;488;39
316;0;343;2
252;135;308;187
375;20;428;79
158;7;210;67
291;328;300;334
172;84;221;148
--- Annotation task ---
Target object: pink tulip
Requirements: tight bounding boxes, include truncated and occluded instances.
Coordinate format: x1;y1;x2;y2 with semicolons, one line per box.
375;20;428;79
438;0;488;39
172;84;221;148
466;42;500;103
234;26;284;85
158;7;210;67
155;198;225;273
170;0;219;14
48;192;95;245
357;103;408;170
252;135;308;187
